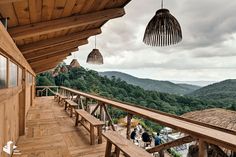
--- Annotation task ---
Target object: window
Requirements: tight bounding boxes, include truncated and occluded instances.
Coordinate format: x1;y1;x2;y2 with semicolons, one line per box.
0;55;7;89
18;67;22;85
9;61;18;87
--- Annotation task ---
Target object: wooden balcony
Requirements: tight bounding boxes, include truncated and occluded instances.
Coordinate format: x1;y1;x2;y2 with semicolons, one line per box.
12;86;236;157
13;96;107;157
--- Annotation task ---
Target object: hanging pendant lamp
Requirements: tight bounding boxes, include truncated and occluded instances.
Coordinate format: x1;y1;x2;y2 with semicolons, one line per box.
70;53;80;68
143;0;182;46
86;36;103;65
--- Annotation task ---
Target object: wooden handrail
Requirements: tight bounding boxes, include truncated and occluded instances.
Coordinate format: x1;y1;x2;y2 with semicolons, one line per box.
36;86;236;151
59;86;236;136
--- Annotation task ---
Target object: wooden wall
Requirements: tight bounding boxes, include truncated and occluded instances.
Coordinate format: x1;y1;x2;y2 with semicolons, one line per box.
0;23;35;157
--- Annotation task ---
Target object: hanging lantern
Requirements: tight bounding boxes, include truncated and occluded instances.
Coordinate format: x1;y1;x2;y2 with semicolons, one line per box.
86;49;103;64
86;36;104;65
70;59;80;68
143;0;182;46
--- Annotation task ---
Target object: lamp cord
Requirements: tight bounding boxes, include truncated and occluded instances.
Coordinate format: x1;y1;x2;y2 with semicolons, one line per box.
161;0;164;8
95;36;97;49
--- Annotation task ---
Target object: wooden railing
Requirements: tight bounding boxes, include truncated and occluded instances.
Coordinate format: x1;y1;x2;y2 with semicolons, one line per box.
36;86;59;97
36;86;236;156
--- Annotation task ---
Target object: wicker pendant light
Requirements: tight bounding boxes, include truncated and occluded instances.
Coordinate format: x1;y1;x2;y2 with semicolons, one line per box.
143;0;182;46
70;53;80;68
86;36;103;65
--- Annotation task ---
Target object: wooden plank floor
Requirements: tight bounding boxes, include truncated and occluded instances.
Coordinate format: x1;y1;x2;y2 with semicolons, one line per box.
13;97;107;157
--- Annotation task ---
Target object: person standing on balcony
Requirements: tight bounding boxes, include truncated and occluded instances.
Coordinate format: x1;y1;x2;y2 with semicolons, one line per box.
142;131;152;147
136;123;143;134
154;133;161;146
131;128;137;142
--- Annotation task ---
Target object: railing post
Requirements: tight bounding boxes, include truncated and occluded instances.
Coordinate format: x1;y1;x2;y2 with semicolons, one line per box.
46;88;48;96
127;113;133;139
199;139;208;157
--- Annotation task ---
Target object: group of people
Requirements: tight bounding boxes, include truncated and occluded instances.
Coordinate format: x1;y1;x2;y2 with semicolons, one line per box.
130;123;161;147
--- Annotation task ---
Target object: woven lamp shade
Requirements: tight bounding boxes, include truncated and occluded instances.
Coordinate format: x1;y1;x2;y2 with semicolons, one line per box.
86;49;103;64
143;8;182;47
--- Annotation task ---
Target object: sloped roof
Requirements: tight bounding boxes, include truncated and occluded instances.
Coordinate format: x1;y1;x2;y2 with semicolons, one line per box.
182;108;236;132
0;0;130;73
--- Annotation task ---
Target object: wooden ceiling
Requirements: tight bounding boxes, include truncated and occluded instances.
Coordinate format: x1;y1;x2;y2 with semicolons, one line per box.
0;0;130;73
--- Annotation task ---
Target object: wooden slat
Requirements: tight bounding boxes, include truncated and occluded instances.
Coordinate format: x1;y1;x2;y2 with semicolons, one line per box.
31;55;68;67
29;0;42;23
71;0;87;14
0;23;35;74
0;3;18;27
61;0;77;17
29;52;72;65
51;0;67;19
24;39;87;60
79;0;96;14
20;28;101;54
34;63;59;73
28;48;77;63
8;8;125;40
103;131;153;157
147;135;195;153
13;0;30;25
75;109;104;126
0;0;24;4
41;0;55;21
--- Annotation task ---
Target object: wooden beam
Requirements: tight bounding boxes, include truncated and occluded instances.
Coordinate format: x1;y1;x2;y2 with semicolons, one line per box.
147;135;195;153
24;39;87;60
33;61;62;71
28;48;77;63
35;64;59;74
31;55;68;68
8;8;125;40
0;22;35;74
30;53;70;65
20;29;101;54
0;0;24;4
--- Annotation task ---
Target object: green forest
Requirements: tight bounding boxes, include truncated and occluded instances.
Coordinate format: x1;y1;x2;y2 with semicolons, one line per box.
36;65;236;131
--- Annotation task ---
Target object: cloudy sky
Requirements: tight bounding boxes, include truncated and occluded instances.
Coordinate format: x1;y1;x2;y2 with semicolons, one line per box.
65;0;236;84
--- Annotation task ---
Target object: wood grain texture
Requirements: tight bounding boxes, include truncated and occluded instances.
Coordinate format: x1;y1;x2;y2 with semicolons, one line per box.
8;8;125;40
0;23;35;74
20;29;100;54
12;97;108;157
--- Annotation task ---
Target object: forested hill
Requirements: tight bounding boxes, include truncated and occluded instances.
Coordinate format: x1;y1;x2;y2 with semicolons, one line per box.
36;66;236;116
99;71;200;95
188;79;236;102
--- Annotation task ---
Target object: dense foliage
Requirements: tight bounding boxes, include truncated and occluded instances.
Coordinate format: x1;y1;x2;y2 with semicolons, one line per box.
188;79;236;101
36;66;236;131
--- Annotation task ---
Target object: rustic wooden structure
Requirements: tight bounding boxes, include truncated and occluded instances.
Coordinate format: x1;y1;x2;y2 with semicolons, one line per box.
75;109;105;145
64;99;78;117
103;131;153;157
0;0;130;73
0;1;235;157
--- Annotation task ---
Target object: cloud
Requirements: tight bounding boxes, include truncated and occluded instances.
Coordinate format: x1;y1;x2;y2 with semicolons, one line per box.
65;0;236;81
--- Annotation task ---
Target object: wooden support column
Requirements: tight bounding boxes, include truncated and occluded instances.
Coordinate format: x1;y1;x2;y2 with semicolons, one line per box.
100;103;104;121
147;135;194;153
19;68;26;135
103;105;116;131
91;103;100;116
199;139;208;157
127;113;133;139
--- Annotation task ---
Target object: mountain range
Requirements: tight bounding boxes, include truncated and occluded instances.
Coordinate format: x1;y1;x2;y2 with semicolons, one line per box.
187;79;236;101
99;71;201;95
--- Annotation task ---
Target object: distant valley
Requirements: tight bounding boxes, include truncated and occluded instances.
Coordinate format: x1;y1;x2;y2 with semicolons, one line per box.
99;71;201;95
